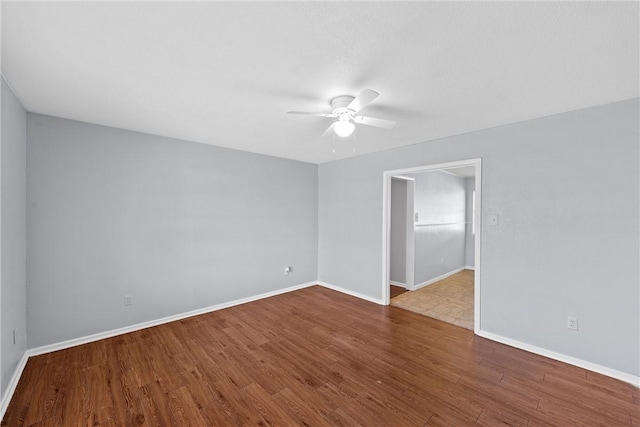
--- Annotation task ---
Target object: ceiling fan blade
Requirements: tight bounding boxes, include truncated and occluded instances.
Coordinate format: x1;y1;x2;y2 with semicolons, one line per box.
347;89;379;113
287;110;335;118
353;116;396;129
322;122;337;137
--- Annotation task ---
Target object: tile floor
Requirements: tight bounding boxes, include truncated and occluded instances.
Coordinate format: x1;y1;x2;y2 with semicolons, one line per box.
390;269;474;330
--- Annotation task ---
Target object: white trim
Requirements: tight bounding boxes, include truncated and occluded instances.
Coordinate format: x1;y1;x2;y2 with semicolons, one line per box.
464;265;475;271
473;160;482;334
405;180;415;288
477;330;640;388
411;267;465;291
27;281;317;357
318;281;385;305
390;175;415;182
2;276;636;420
389;281;408;288
0;352;28;421
383;159;482;178
24;279;386;356
383;173;391;304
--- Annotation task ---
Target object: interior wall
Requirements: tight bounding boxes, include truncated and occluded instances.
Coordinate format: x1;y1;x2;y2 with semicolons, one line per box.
0;78;27;399
412;171;466;285
389;178;407;284
26;114;318;349
318;99;640;376
465;177;476;267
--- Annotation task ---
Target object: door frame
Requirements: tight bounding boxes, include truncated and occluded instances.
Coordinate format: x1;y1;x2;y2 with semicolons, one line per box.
382;158;482;333
389;176;415;290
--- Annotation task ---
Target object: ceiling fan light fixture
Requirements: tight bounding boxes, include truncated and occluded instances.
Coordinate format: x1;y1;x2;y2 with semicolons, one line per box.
334;120;355;137
287;89;395;138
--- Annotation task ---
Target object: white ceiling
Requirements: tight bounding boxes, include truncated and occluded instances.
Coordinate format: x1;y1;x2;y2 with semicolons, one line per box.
2;2;638;164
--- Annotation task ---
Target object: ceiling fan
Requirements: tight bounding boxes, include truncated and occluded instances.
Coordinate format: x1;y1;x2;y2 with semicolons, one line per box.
287;89;396;137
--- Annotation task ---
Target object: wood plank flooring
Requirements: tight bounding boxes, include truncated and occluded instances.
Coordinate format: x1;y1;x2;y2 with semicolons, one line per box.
390;284;408;299
3;285;638;426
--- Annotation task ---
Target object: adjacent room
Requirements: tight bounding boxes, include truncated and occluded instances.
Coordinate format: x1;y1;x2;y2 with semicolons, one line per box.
1;1;638;425
389;166;477;330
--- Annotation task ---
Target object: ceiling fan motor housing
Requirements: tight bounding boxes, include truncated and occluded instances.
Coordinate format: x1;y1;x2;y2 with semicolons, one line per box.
330;95;356;120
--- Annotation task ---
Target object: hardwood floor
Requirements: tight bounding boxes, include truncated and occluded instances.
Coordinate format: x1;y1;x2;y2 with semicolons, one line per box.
3;285;638;426
390;284;408;299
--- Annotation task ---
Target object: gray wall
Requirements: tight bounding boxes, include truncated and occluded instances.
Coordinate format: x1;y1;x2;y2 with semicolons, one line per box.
1;78;27;399
389;178;407;284
318;99;639;376
465;177;476;267
413;171;466;284
27;114;318;348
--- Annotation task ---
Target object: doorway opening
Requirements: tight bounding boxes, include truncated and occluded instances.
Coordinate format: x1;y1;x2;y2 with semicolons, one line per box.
382;159;482;333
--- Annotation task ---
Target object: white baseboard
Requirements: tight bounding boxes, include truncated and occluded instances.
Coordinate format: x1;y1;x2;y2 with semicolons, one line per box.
477;330;640;388
27;281;317;357
2;281;317;421
0;352;29;421
4;279;636;423
411;267;465;291
389;281;408;288
464;265;475;271
318;281;384;305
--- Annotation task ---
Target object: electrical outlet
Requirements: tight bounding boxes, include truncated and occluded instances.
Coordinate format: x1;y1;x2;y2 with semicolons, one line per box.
124;295;133;306
284;266;292;275
567;316;578;331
